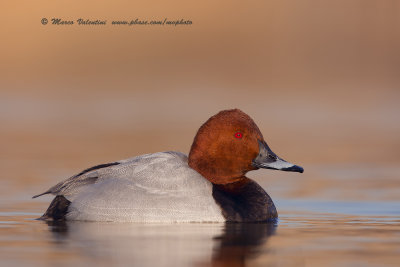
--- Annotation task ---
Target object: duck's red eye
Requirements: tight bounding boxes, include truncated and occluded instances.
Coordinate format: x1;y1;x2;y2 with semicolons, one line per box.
234;132;243;139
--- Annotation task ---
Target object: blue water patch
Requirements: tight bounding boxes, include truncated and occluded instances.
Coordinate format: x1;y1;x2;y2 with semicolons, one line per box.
275;198;400;217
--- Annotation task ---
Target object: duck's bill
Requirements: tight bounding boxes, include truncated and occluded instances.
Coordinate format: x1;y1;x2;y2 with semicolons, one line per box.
254;158;304;173
252;140;304;173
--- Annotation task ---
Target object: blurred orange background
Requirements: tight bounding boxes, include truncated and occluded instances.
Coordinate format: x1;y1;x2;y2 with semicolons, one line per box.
1;0;399;185
2;4;400;266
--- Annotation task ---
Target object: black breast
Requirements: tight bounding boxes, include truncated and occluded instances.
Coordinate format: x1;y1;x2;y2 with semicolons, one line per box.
212;179;278;222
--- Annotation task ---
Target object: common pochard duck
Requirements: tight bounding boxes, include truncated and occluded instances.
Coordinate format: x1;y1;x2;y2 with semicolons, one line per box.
34;109;303;222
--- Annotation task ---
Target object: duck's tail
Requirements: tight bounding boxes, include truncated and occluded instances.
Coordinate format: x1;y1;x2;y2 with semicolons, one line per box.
37;195;71;221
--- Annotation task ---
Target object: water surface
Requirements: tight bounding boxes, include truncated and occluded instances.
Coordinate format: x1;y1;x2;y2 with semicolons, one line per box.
1;165;399;267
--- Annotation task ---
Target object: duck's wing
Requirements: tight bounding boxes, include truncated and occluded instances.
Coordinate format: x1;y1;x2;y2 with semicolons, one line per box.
33;151;184;199
32;162;121;198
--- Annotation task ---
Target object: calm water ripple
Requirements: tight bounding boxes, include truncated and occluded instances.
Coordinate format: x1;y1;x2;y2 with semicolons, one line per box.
1;198;399;267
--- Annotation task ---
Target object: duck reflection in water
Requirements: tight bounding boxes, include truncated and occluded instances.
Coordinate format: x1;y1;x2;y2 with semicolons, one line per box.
211;222;276;266
43;220;276;266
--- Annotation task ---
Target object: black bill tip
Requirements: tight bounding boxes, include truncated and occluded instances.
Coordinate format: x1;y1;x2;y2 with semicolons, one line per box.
282;165;304;173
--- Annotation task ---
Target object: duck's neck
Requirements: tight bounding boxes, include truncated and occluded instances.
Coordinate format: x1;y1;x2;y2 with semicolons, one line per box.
188;155;247;184
207;175;247;185
213;176;251;191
